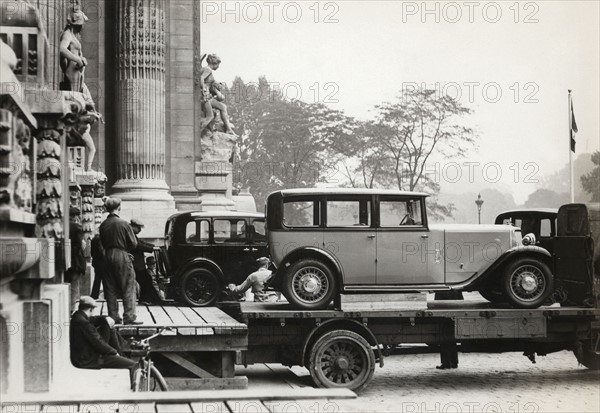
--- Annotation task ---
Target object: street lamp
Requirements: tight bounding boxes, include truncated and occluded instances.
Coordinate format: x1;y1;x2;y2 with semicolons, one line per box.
475;193;484;224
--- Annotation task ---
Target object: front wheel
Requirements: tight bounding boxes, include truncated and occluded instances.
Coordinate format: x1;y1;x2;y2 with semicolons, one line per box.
178;268;220;307
308;330;375;392
133;365;168;392
501;258;553;309
283;259;337;310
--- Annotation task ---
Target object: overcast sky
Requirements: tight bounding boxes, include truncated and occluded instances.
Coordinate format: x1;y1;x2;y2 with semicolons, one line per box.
201;0;600;203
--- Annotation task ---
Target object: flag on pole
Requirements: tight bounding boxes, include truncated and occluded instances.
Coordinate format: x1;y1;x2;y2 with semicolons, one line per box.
570;99;578;152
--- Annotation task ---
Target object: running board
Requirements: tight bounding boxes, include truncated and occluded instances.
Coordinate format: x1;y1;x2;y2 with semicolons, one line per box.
344;285;452;292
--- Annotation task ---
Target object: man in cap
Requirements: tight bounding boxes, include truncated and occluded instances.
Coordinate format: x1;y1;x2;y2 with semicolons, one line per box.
99;197;141;325
227;257;277;302
130;219;161;304
70;296;137;385
66;205;87;313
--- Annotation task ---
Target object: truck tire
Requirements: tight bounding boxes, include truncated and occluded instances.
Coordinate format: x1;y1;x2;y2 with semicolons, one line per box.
574;341;600;370
501;258;553;309
178;267;219;307
283;259;336;310
308;330;375;392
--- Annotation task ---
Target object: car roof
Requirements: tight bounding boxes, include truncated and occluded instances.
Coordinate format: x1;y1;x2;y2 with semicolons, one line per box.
168;210;264;220
496;208;558;216
271;188;430;197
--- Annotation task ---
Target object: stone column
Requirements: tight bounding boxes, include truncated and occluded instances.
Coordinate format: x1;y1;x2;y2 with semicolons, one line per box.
111;0;175;238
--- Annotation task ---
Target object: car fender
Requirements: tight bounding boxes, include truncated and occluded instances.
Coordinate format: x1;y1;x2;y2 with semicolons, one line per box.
472;245;552;287
277;246;344;285
174;257;224;281
301;319;384;368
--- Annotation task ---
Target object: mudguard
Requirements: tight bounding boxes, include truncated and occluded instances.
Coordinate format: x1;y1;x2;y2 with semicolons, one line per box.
275;246;345;284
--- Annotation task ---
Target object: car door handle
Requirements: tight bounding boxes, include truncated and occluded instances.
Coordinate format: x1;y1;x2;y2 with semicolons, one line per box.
367;235;376;239
421;235;429;239
251;248;258;252
243;248;250;251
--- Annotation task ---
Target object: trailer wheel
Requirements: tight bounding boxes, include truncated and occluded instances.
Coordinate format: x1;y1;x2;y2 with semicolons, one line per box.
283;259;337;310
501;258;553;309
308;330;375;392
574;341;600;370
178;267;219;307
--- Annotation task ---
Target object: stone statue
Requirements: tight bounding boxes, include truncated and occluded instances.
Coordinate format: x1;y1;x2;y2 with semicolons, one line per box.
59;1;102;171
199;54;237;136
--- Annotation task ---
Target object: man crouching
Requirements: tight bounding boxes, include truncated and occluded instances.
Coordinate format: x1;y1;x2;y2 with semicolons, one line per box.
70;296;138;388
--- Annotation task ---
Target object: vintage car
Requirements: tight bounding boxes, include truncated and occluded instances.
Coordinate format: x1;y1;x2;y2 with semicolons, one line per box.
495;208;558;254
158;211;268;306
266;188;554;310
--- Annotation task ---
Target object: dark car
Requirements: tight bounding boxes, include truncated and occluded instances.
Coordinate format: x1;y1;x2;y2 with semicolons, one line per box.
158;211;269;306
495;208;558;254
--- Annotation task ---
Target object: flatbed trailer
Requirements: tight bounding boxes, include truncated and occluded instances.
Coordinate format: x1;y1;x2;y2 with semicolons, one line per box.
221;297;600;391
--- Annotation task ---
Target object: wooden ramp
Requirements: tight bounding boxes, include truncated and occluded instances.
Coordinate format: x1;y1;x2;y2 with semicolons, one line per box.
92;302;248;390
1;388;356;413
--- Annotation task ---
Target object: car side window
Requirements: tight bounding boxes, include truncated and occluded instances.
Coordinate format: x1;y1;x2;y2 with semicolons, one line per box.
540;218;552;237
252;220;267;241
283;200;319;227
327;200;370;227
185;219;210;243
213;219;231;243
380;199;423;227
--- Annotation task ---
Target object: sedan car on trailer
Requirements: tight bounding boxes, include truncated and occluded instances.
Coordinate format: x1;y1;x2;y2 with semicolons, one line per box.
158;211;268;306
266;188;555;310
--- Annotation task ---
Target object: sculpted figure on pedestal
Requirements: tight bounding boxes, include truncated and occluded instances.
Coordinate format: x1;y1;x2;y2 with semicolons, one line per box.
199;54;237;136
59;1;102;171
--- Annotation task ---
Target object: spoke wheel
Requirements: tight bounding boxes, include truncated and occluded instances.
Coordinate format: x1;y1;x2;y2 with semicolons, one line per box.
179;268;219;307
502;258;553;309
134;365;168;391
283;259;336;310
309;330;375;392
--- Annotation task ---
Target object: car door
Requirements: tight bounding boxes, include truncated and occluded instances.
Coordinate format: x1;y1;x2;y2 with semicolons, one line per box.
249;218;269;260
175;217;211;269
376;196;434;285
323;195;376;286
210;217;250;284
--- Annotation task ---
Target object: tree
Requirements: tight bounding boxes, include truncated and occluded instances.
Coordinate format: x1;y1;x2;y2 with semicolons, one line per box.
228;77;348;207
581;150;600;202
523;189;569;208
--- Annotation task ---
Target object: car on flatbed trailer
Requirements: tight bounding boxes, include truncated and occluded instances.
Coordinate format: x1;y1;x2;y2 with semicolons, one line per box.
218;202;600;392
159;211;269;306
266;188;555;310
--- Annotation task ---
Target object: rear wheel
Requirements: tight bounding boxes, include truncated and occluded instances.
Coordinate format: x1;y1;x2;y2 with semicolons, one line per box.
178;268;219;307
574;340;600;370
308;330;375;392
501;258;553;309
283;259;336;310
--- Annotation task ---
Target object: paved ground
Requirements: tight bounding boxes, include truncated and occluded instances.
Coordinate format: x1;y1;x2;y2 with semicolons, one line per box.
240;350;600;413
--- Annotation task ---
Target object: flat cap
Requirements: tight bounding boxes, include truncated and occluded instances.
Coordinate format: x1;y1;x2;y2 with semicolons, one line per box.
78;296;98;310
146;256;156;264
104;197;121;212
130;218;144;227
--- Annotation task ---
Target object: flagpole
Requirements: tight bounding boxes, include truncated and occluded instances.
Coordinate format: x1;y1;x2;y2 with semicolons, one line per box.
568;90;574;203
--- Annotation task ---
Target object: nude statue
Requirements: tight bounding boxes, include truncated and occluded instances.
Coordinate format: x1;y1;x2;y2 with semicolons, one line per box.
199;54;236;136
60;5;102;171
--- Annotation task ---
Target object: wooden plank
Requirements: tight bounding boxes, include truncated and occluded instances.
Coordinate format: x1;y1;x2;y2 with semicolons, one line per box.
226;400;270;413
194;307;246;335
162;353;216;378
263;399;339;413
169;377;247;391
127;403;155;413
190;402;230;413
79;402;120;412
341;301;427;312
2;388;356;405
162;307;195;335
340;292;427;303
136;305;156;325
178;306;214;336
149;306;175;326
41;404;79;412
156;404;192;413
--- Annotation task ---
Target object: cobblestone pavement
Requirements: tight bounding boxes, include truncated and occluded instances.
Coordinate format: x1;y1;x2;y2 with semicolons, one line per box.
242;350;600;413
